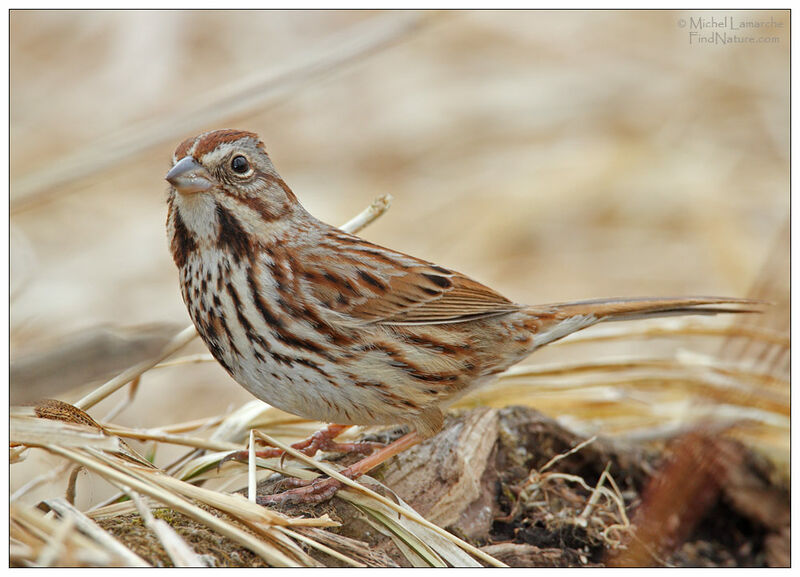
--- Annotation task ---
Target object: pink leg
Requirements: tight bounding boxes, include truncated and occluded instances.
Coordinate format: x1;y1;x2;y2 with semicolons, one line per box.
219;424;383;468
257;431;424;506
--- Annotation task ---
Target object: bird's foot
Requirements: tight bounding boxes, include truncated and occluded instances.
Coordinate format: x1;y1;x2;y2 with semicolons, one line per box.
218;424;383;469
256;430;425;506
257;475;348;506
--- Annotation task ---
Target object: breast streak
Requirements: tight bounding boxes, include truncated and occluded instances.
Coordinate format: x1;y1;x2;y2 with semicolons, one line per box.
180;250;394;426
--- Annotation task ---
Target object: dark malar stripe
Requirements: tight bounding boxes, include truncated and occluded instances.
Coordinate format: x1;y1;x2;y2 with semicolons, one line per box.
215;202;254;262
170;209;197;269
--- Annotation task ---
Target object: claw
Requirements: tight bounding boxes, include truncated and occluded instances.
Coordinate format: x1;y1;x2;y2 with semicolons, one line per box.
273;476;314;491
257;477;345;506
217;449;246;471
255;431;424;506
217;444;288;471
216;424;384;472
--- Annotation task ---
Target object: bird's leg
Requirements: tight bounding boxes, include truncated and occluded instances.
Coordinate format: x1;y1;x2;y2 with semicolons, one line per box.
257;430;424;505
219;423;383;468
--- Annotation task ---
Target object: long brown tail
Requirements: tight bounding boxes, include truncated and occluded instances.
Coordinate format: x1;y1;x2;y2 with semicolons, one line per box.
526;296;764;349
549;296;764;321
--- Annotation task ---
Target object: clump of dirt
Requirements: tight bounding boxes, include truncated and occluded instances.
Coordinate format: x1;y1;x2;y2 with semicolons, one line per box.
96;506;270;567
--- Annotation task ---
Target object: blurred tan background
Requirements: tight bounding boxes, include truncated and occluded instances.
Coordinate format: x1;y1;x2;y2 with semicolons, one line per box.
10;10;788;444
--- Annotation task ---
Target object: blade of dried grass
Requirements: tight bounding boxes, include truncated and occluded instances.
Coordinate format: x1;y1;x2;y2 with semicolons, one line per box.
11;416;120;452
101;425;240;452
84;499;138;520
44;498;150;567
172;452;235;480
460;367;788;463
499;356;789;391
482;368;788;417
101;375;142;423
541;435;597;473
12;506;52;545
43;445;311;567
347;488;492;567
252;430;506;567
152;353;216;369
138;477;324;567
36;513;75;566
210;400;270;443
177;451;314;483
123;488;208;567
275;526;366;568
75;325;198;411
248;429;257;502
11;462;72;501
12;503;117;566
207;401;325;446
294;526;399;567
356;504;446;567
102;452;335;528
155;414;227;435
340;194;393;234
10;543;35;567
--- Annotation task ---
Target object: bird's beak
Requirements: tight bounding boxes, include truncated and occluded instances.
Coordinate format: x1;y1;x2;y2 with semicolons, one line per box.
166;157;214;195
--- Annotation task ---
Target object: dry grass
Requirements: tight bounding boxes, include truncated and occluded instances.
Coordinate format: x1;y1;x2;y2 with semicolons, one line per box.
10;9;788;567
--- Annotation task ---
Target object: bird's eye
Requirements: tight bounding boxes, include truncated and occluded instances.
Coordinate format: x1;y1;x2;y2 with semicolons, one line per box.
231;155;250;174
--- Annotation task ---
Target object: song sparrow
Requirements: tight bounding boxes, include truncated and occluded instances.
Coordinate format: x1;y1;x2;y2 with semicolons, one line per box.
166;129;757;504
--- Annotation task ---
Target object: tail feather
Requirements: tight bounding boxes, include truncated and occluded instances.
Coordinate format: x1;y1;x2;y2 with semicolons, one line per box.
550;296;764;321
526;296;764;349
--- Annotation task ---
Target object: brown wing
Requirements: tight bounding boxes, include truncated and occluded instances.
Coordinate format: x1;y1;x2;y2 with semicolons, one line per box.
301;229;522;325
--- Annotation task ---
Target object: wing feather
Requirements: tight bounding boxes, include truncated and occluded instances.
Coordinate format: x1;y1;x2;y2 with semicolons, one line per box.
301;229;521;325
